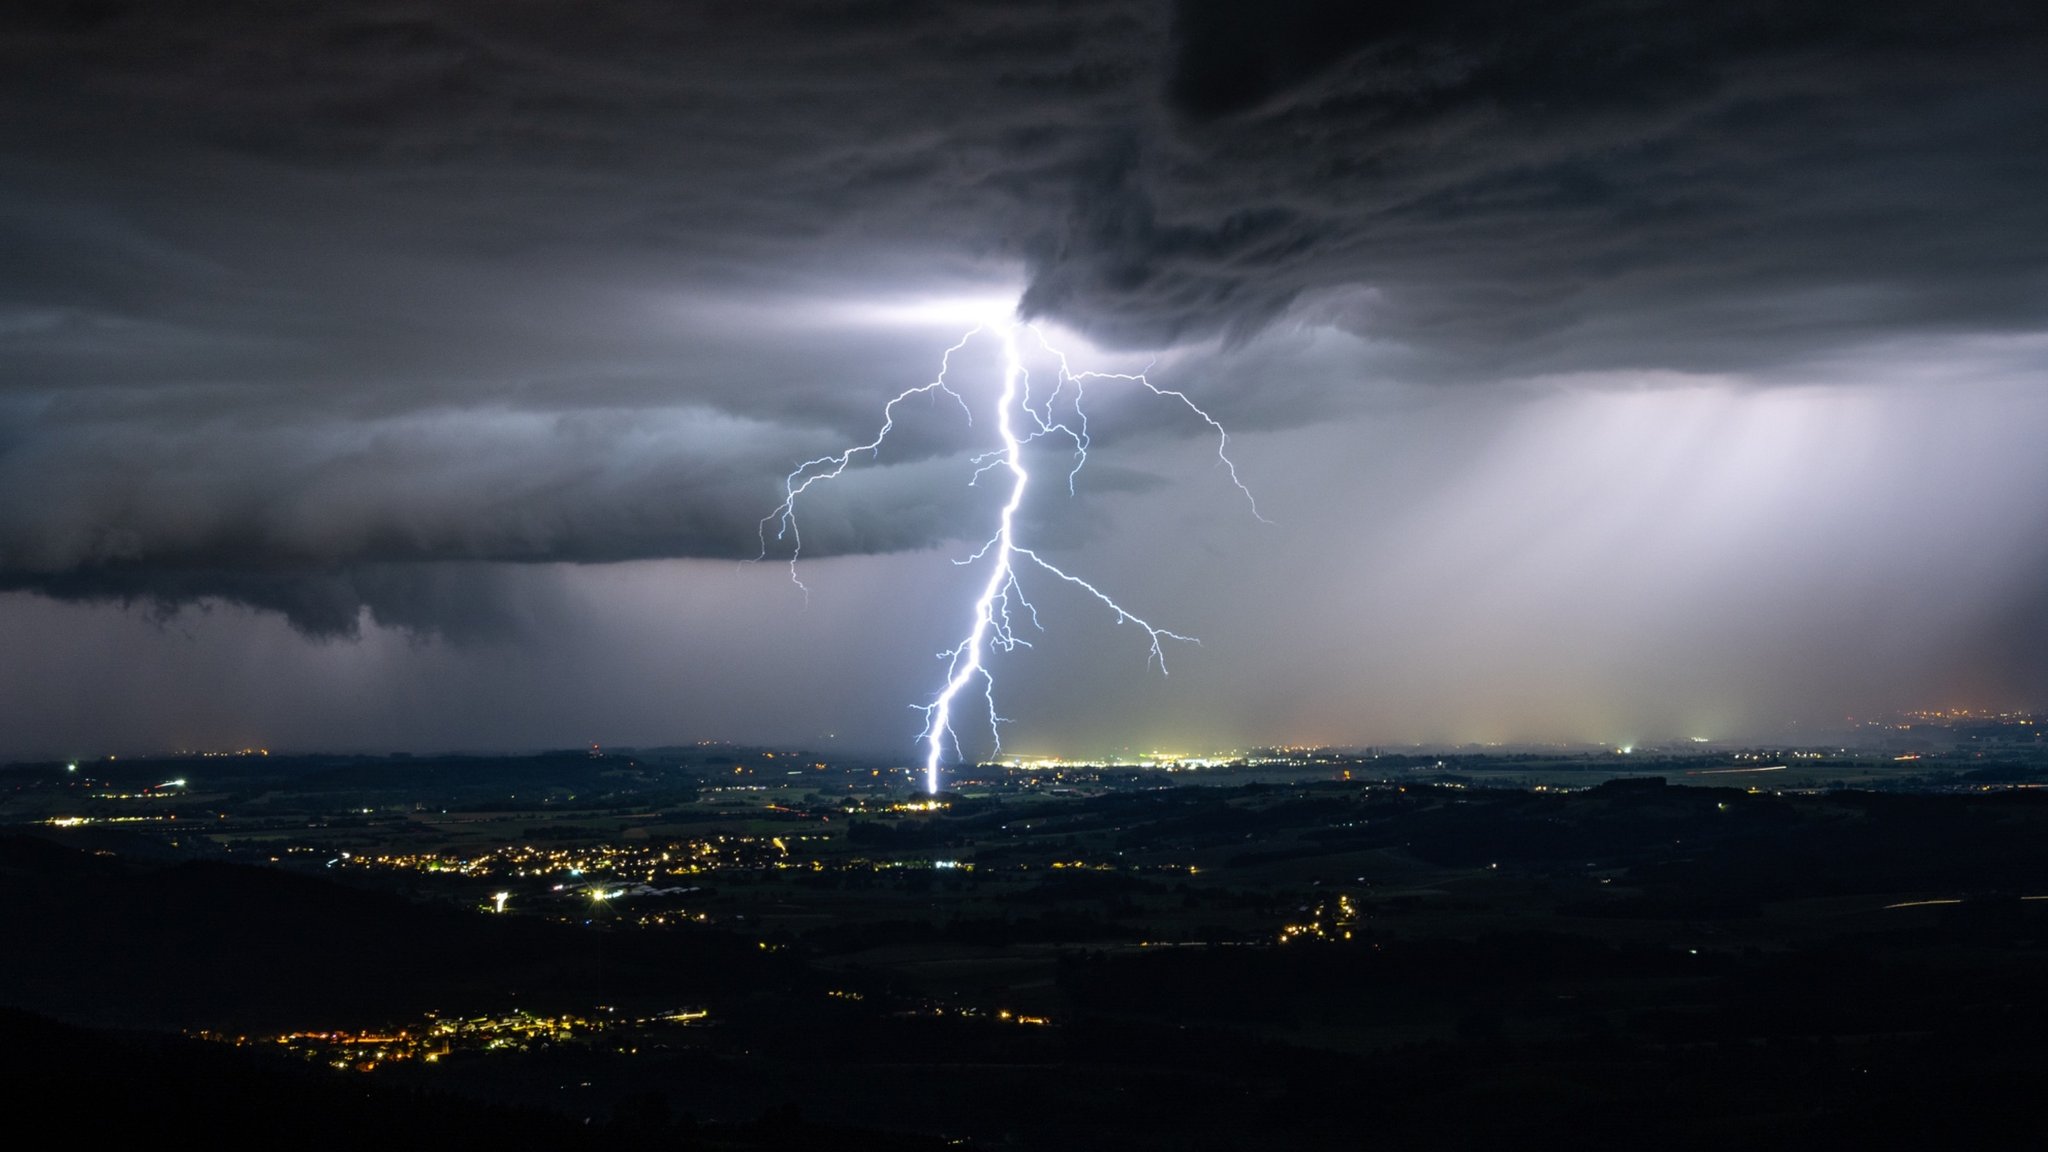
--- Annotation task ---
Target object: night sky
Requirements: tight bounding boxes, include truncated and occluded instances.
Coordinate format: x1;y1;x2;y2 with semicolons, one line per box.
4;1;2046;760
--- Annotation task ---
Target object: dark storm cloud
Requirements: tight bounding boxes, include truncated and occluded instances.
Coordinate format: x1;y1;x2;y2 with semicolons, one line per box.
1043;0;2048;356
1;0;2044;633
9;563;535;643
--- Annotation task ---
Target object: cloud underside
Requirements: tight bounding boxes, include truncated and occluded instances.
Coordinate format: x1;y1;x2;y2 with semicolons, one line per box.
1;0;2044;633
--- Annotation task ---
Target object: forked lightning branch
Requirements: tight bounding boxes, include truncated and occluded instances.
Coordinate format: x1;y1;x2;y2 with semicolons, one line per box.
761;318;1262;794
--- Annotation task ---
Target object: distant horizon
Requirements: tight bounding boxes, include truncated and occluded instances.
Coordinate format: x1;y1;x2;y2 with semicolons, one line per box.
11;707;2039;770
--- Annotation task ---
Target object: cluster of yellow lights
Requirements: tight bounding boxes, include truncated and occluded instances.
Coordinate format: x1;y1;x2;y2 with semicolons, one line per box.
840;857;976;871
1278;892;1360;945
191;1007;708;1072
338;834;829;882
889;1002;1055;1026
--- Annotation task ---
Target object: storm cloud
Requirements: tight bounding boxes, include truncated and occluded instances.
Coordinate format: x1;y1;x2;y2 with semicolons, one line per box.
0;2;2044;750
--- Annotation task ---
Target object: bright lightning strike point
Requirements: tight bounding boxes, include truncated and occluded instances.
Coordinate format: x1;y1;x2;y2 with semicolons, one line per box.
761;315;1261;794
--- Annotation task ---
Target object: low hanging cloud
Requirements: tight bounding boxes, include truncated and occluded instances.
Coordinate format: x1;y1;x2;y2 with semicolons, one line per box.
1;0;2045;634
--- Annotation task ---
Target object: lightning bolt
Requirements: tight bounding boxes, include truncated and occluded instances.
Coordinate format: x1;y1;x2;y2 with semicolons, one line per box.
761;317;1261;794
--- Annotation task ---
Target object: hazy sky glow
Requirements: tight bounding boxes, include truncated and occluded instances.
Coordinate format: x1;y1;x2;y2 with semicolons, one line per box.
3;2;2045;760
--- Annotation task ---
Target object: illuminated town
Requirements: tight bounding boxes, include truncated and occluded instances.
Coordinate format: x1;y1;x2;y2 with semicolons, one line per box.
4;713;2048;1139
193;1007;711;1072
7;711;2048;1146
